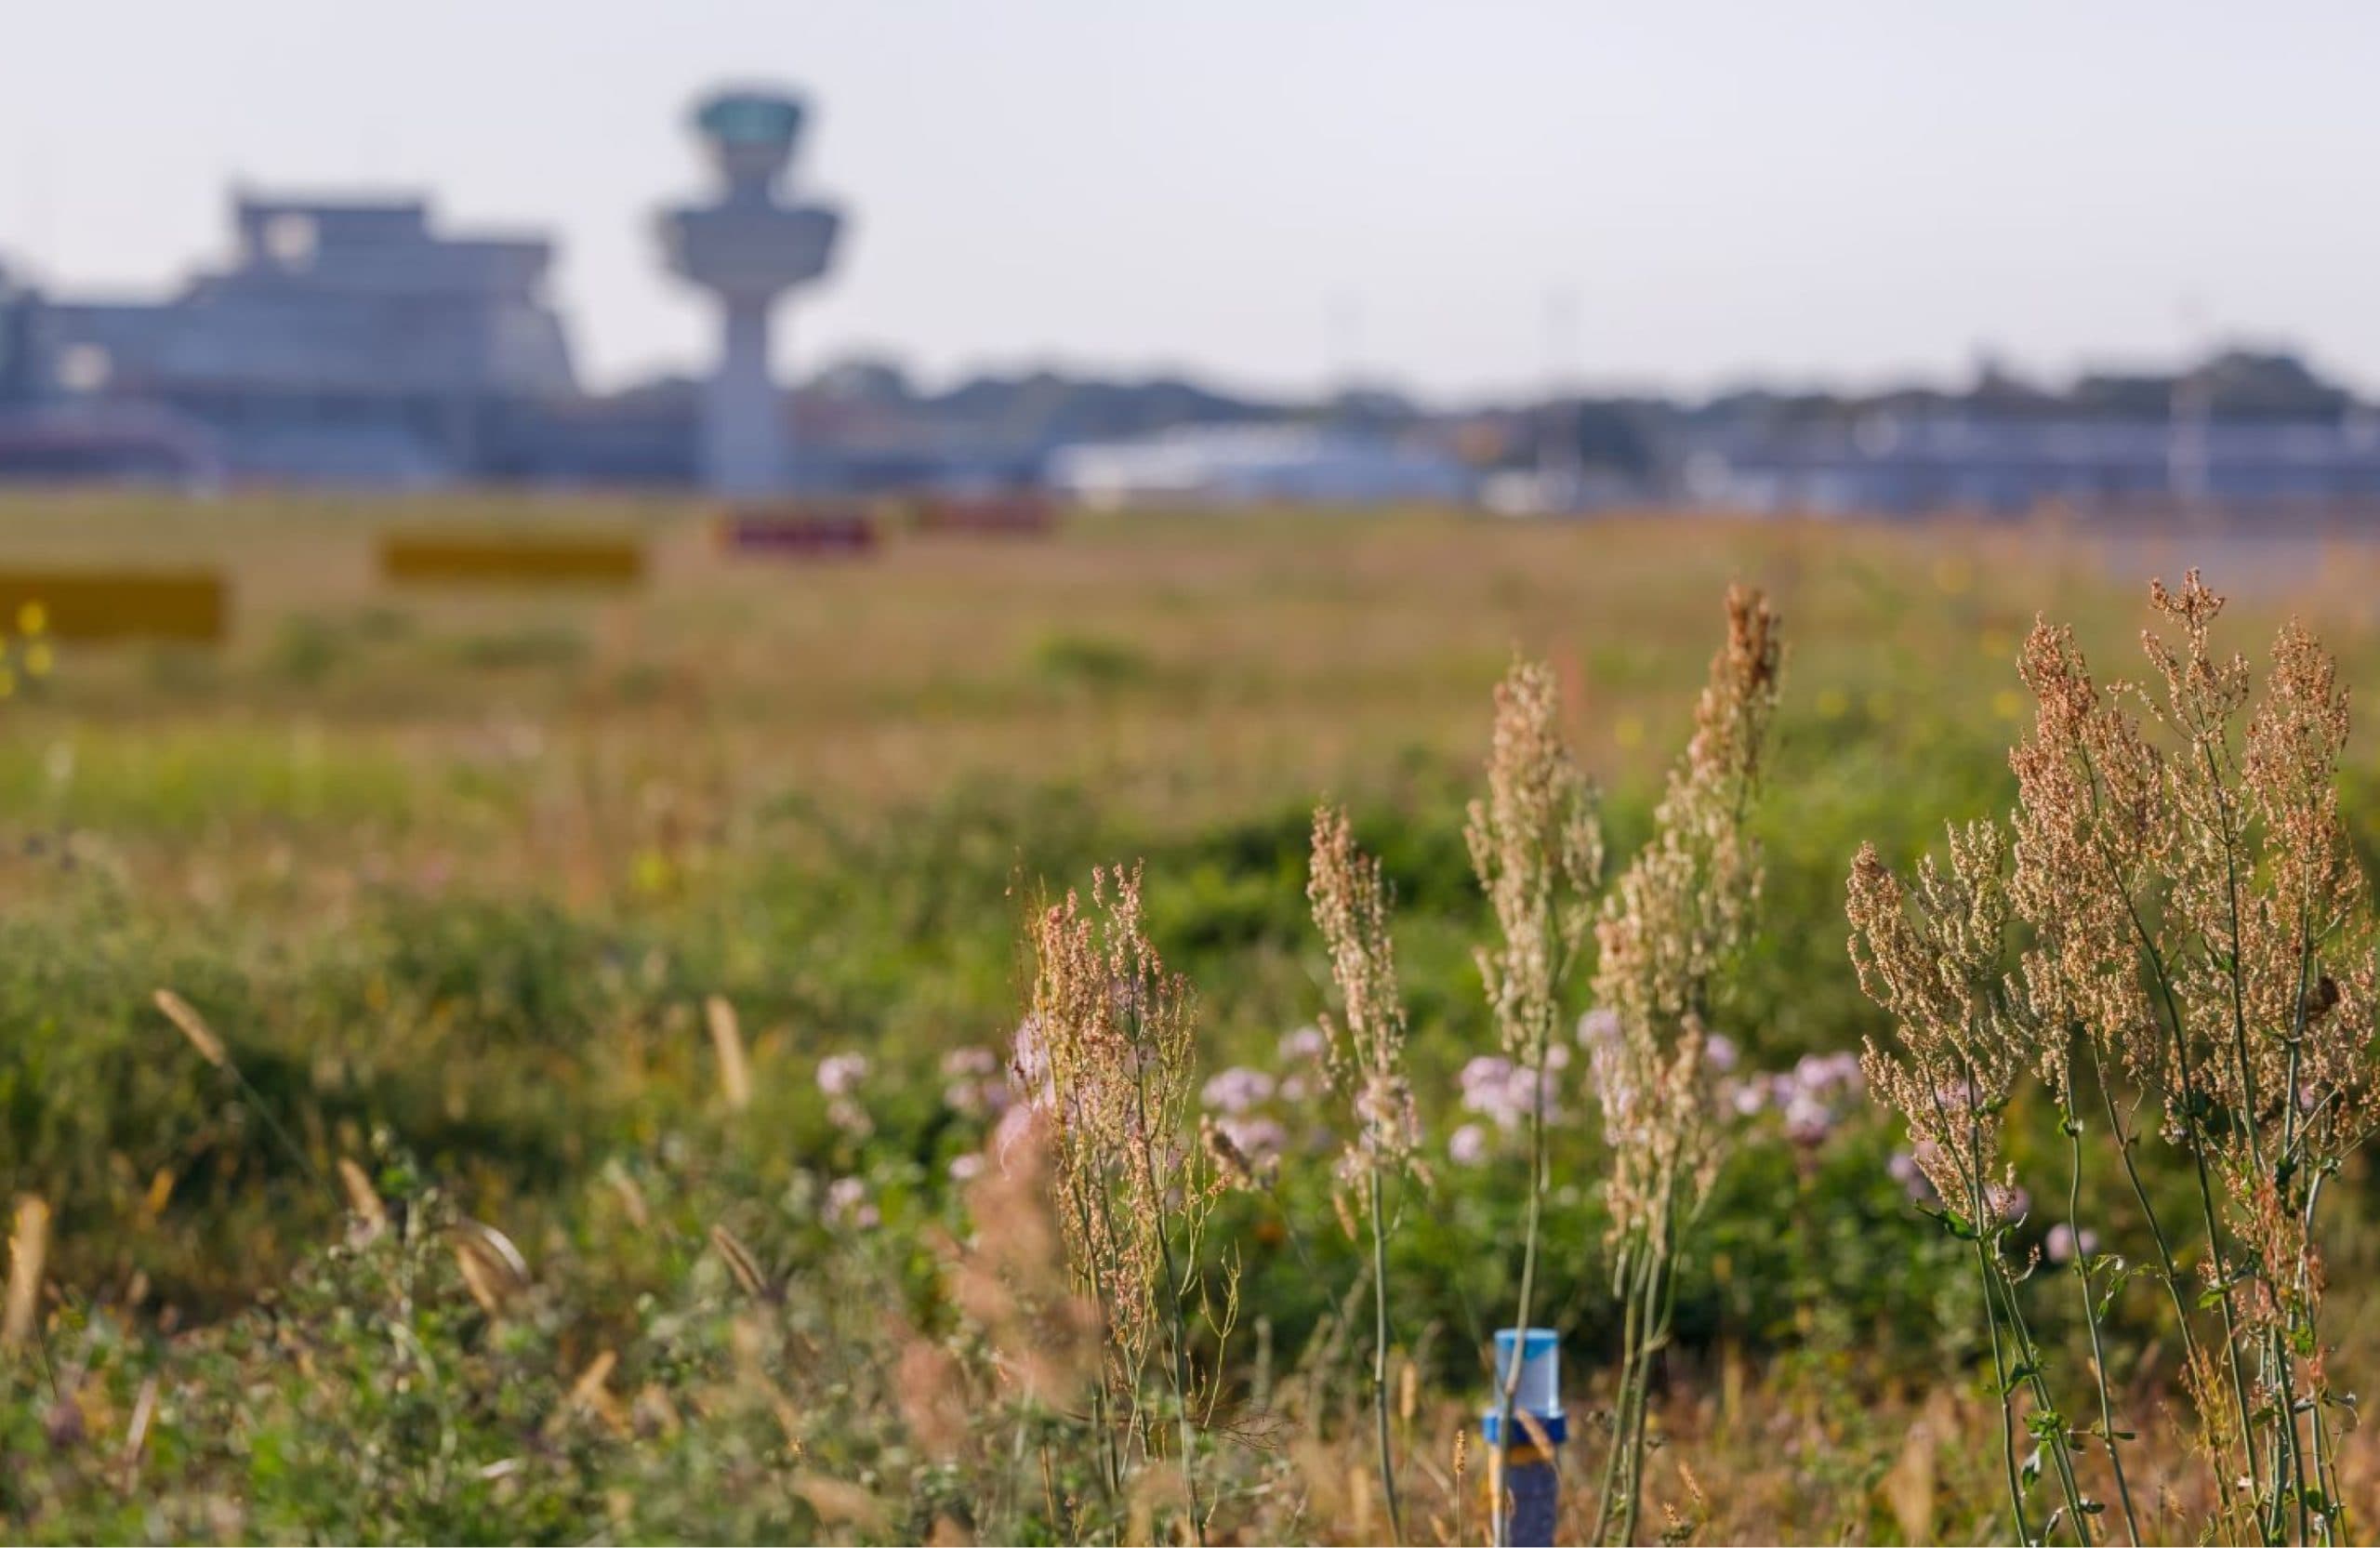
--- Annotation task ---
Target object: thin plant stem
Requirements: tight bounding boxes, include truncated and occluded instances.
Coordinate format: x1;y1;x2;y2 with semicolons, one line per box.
1066;1176;1126;1501
1619;1226;1677;1548
2075;738;2262;1502
2087;1039;2202;1364
2062;1059;2142;1545
1939;1059;2050;1546
2199;734;2267;1176
1979;1232;2093;1544
1129;1054;1207;1546
1976;1233;2037;1547
1368;1167;1403;1546
1594;1238;1651;1542
1489;1037;1552;1548
2302;1168;2343;1543
2116;878;2265;1509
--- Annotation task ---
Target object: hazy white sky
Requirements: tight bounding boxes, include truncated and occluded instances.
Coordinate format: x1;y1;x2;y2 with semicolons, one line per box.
4;2;2375;401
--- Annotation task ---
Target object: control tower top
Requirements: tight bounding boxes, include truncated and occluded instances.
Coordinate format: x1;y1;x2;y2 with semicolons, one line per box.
693;88;808;200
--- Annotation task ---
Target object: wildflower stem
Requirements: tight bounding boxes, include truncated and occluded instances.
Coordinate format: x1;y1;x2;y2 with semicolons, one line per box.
1066;1171;1127;1500
2102;844;2265;1515
1618;1197;1680;1548
2202;735;2267;1178
2062;730;2261;1517
1367;1167;1403;1546
2062;1063;2142;1545
1945;1051;2081;1543
2086;1039;2205;1377
2302;1168;2343;1544
1975;1233;2037;1547
1489;1045;1549;1548
1130;1064;1207;1545
1593;1237;1650;1541
1976;1208;2093;1541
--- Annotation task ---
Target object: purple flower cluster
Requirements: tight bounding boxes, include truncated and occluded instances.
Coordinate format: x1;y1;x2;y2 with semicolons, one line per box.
1276;1025;1325;1104
1202;1066;1276;1116
941;1045;1012;1119
1726;1051;1862;1144
816;1052;872;1136
2044;1223;2099;1264
826;1175;879;1229
1886;1147;1937;1205
1197;1064;1289;1168
818;1052;868;1096
1459;1052;1565;1133
1577;1010;1633;1126
1215;1115;1289;1169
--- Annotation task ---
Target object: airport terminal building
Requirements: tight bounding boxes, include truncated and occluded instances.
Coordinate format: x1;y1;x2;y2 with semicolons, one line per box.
0;194;631;488
0;87;911;496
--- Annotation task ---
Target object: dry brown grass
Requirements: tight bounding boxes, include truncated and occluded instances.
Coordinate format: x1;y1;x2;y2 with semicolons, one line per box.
2;493;2378;919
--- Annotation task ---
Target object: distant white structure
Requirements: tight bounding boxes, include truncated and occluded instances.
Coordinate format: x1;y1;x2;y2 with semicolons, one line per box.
1479;465;1641;517
1050;425;1475;509
659;87;845;498
1677;412;2380;516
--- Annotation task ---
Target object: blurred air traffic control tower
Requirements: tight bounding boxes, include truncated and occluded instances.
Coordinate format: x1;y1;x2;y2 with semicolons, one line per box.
659;87;846;498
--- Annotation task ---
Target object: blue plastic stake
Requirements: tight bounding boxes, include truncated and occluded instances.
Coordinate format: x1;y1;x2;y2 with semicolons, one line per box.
1484;1328;1566;1547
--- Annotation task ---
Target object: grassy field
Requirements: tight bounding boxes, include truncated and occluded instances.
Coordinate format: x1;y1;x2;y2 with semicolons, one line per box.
8;493;2380;1542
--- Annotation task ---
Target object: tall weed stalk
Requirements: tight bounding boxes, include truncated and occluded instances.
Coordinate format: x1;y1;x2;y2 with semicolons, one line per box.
1852;571;2380;1547
1588;585;1781;1545
1465;657;1603;1547
1021;865;1229;1541
1307;804;1427;1544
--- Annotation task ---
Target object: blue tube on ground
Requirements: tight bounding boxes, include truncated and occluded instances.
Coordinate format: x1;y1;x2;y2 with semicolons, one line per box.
1484;1328;1566;1548
1497;1445;1560;1546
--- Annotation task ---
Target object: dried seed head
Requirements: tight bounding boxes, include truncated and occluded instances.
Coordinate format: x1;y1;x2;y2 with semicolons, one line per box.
1308;803;1422;1182
547;1350;626;1436
1595;587;1784;1242
708;1223;771;1302
1468;656;1604;1065
449;1218;530;1316
3;1195;49;1352
153;988;227;1069
336;1158;388;1238
705;994;753;1112
1847;824;2029;1224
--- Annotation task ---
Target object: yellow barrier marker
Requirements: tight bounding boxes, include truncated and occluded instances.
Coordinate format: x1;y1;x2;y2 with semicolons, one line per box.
0;570;227;642
379;533;645;588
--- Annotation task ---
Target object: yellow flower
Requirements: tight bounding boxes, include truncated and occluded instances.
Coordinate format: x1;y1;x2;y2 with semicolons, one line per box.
22;642;52;680
631;849;676;896
16;602;45;637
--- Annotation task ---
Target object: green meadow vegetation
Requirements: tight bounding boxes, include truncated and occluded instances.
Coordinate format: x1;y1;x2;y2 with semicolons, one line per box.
7;494;2380;1541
